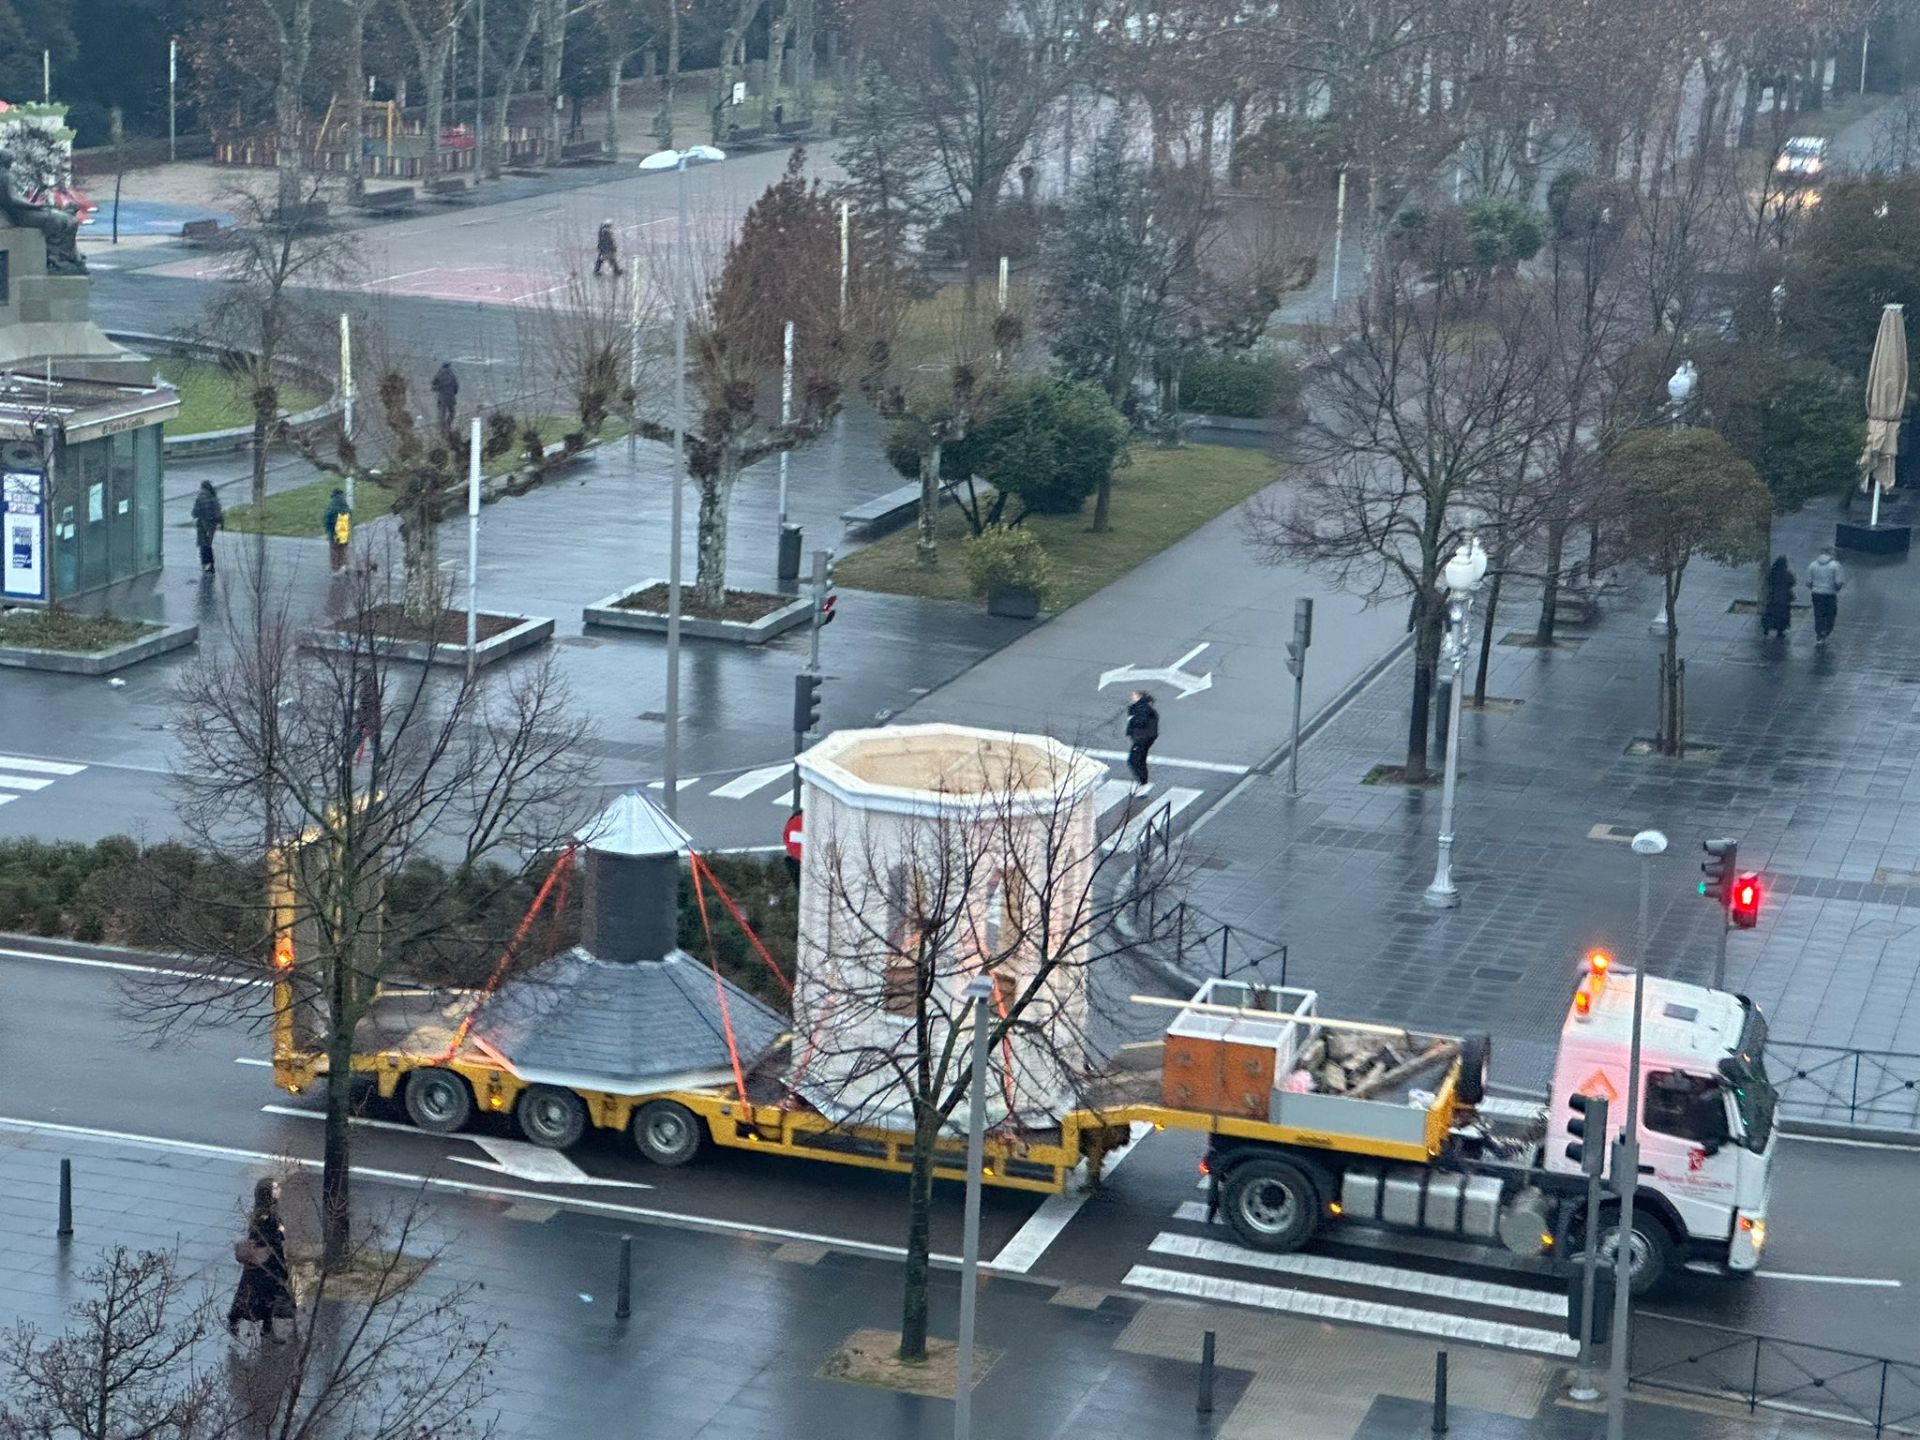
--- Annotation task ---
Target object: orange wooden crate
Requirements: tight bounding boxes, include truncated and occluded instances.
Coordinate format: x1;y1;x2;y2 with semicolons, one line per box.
1162;1034;1274;1121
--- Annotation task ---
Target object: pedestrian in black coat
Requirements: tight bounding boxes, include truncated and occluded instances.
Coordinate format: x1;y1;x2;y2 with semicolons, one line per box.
1125;690;1160;788
228;1176;294;1342
191;481;224;574
1761;556;1795;638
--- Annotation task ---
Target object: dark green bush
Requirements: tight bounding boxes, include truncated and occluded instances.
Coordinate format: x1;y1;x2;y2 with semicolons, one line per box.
1180;353;1301;420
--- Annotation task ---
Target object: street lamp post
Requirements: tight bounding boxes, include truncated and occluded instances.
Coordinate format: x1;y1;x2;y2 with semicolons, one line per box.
954;974;994;1440
1606;828;1668;1440
1424;536;1488;909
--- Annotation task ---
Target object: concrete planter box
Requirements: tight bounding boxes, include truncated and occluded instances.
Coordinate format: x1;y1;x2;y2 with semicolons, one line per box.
985;585;1042;620
302;612;554;669
0;621;199;675
1836;521;1911;556
583;581;813;644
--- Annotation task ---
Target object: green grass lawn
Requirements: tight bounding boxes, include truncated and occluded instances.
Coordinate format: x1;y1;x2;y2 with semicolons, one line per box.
221;415;628;536
156;361;324;439
833;443;1280;613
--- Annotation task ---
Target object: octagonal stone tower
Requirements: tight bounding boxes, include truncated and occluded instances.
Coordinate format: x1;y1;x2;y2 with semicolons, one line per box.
792;723;1106;1130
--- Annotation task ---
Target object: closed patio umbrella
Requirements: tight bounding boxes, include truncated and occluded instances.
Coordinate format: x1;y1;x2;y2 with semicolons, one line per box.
1863;302;1908;530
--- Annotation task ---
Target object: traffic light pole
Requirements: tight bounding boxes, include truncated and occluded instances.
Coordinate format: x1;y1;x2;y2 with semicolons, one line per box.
792;550;831;812
1572;1124;1606;1401
1285;598;1312;799
1712;908;1731;990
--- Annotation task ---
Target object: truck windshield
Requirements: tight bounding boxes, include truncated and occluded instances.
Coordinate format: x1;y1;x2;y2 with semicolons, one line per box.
1719;1003;1776;1153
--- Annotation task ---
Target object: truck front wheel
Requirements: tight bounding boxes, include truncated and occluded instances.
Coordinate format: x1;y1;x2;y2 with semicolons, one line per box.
404;1069;473;1135
1561;1204;1676;1296
517;1085;588;1148
1221;1156;1322;1253
631;1100;703;1166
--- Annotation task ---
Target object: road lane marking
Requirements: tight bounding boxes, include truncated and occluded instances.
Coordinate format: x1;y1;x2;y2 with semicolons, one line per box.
0;775;54;791
0;795;13;808
1780;1132;1920;1152
1750;1271;1901;1287
262;1103;424;1135
0;1113;968;1266
235;1057;271;1067
1122;1263;1576;1357
1082;749;1245;775
0;755;87;775
992;1121;1152;1275
453;1135;655;1190
1102;787;1202;853
646;776;702;792
710;764;790;799
1148;1233;1566;1317
0;946;267;986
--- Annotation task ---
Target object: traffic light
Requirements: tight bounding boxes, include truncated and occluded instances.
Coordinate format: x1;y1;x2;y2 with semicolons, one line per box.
1699;837;1738;905
811;550;837;629
793;672;822;735
819;591;837;628
1564;1092;1610;1176
1285;598;1313;679
1730;872;1762;929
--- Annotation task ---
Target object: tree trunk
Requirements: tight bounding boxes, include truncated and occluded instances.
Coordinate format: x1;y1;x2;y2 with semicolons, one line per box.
656;0;680;146
693;464;735;610
761;0;789;128
605;48;623;156
542;0;567;164
251;390;275;576
344;8;366;198
711;0;762;144
402;507;442;625
897;1120;938;1362
1661;575;1682;756
272;0;314;211
492;1;543;177
1535;515;1566;646
1473;568;1502;706
423;34;453;178
793;0;814;121
916;442;941;567
1405;594;1441;782
1091;468;1113;534
321;966;355;1268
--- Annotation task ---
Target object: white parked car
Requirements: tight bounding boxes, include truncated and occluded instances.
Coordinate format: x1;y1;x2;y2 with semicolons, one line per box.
1774;136;1829;183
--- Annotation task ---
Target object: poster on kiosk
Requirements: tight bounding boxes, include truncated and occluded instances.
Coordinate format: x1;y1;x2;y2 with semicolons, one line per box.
2;469;48;604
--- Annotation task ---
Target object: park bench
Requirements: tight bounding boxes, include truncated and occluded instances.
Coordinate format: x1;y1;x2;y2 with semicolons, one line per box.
426;176;476;202
352;185;416;216
273;199;330;230
841;480;994;537
179;218;230;247
560;140;608;163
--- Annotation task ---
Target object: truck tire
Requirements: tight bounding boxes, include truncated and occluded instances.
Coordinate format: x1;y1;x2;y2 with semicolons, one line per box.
1220;1155;1322;1253
631;1099;703;1167
516;1085;588;1149
1561;1203;1676;1297
404;1069;473;1135
1457;1035;1491;1107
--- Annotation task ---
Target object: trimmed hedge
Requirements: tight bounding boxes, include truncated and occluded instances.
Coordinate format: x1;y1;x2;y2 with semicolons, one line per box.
1180;353;1301;421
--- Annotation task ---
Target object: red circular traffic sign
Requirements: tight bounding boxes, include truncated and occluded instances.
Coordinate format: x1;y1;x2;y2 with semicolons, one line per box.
783;811;804;861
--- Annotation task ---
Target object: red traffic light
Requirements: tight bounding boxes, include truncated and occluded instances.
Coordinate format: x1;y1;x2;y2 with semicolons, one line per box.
1731;872;1762;928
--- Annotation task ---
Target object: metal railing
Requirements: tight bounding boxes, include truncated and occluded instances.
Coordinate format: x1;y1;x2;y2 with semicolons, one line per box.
1768;1039;1920;1134
1631;1311;1920;1435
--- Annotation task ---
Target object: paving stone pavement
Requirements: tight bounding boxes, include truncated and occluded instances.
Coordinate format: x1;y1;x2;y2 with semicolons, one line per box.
1178;500;1920;1089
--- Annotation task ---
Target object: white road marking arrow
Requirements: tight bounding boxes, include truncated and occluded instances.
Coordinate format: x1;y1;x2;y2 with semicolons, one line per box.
1098;642;1214;700
450;1136;654;1190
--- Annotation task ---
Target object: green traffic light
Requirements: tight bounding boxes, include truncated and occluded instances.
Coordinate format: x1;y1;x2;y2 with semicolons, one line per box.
1697;881;1709;896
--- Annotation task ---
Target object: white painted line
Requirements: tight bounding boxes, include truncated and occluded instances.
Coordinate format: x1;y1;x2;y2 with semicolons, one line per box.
1102;786;1202;853
1751;1271;1901;1287
235;1056;272;1068
0;755;87;776
1175;1199;1210;1224
0;794;14;808
1122;1264;1577;1358
645;777;702;792
1092;778;1139;816
262;1103;422;1136
452;1135;654;1190
0;1112;963;1265
0;945;268;987
0;775;54;792
1780;1132;1920;1152
711;764;791;800
1148;1233;1566;1317
1083;749;1245;776
991;1121;1152;1275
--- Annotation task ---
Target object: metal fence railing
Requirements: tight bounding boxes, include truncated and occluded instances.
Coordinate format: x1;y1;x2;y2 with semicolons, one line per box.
1631;1312;1920;1435
1767;1040;1920;1134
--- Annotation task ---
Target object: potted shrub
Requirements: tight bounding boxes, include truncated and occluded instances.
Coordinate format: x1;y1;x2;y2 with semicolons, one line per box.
965;526;1053;619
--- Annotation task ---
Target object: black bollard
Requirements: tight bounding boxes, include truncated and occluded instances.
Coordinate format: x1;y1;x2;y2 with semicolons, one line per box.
1432;1348;1449;1435
57;1158;73;1239
615;1234;633;1320
1196;1329;1216;1415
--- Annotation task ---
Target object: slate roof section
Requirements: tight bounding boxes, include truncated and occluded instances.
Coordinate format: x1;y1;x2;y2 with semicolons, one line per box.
471;946;788;1091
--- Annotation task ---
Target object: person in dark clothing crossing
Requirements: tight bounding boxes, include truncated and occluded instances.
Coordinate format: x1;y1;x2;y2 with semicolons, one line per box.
1807;546;1845;644
1125;690;1160;789
191;481;224;574
228;1176;294;1342
323;488;352;572
594;219;623;278
431;361;459;433
1761;555;1795;639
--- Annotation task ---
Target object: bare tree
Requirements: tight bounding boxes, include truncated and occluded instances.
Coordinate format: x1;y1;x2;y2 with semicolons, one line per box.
142;563;591;1266
0;1249;224;1440
797;739;1181;1362
1244;264;1556;783
709;0;764;144
392;0;478;181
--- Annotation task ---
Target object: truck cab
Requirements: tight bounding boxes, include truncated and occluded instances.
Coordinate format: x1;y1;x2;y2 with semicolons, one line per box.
1544;957;1776;1276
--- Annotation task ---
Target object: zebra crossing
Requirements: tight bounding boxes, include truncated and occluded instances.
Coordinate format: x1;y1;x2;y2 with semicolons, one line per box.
0;753;86;810
1121;1182;1577;1357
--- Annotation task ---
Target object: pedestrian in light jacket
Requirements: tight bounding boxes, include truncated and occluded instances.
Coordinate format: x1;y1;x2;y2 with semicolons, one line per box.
1125;690;1160;788
191;481;224;574
1761;556;1795;639
1807;546;1845;644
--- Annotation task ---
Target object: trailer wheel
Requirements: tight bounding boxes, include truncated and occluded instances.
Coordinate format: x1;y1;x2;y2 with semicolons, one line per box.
404;1069;473;1135
1221;1156;1322;1253
1562;1203;1675;1297
1457;1035;1491;1107
631;1100;703;1167
516;1085;588;1149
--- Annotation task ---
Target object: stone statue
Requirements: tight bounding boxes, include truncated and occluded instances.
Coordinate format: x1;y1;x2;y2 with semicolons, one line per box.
0;149;85;276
